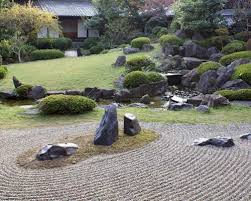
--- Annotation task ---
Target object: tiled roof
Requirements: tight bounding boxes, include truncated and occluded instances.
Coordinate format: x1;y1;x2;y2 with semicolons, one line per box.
33;0;97;17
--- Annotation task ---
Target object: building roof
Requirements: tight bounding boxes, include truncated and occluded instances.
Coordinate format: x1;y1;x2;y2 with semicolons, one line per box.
33;0;97;17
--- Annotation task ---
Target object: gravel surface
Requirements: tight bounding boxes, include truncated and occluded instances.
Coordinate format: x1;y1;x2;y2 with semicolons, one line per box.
0;122;251;201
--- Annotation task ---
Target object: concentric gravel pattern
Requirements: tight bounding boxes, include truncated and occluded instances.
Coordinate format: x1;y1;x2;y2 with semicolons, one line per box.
0;123;251;201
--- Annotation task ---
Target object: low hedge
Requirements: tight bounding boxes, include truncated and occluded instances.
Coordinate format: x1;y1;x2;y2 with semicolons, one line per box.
31;49;64;61
234;31;251;42
221;40;246;54
52;37;72;51
0;66;8;79
124;71;149;89
131;37;151;49
126;56;155;72
232;63;251;85
146;72;164;83
219;51;251;66
197;62;221;75
38;95;96;115
160;34;183;47
216;89;251;100
89;45;104;54
81;38;99;50
15;84;33;97
35;38;53;49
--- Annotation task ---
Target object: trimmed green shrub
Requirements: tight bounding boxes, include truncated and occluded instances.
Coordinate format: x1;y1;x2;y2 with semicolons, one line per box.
126;56;155;72
15;84;33;97
89;45;104;54
124;71;149;89
131;37;151;49
35;38;53;49
232;63;251;85
157;27;168;37
81;38;99;49
38;95;96;115
146;72;165;83
219;51;251;66
216;89;251;100
234;31;251;42
52;37;72;51
222;40;246;54
0;66;8;79
31;49;64;61
215;28;229;36
160;34;183;47
197;62;221;75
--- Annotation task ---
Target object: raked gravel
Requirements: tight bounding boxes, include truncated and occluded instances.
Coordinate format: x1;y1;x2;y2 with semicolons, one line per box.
0;122;251;201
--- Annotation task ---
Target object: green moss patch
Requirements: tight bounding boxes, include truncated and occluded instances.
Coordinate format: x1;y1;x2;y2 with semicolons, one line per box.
216;89;251;100
219;51;251;66
17;129;159;169
232;63;251;85
197;61;221;75
160;34;183;47
222;40;246;55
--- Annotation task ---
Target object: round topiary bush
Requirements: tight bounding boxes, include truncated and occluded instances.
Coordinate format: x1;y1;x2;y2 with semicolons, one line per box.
35;38;53;49
146;72;165;83
126;56;155;72
160;34;183;47
89;45;104;54
216;89;251;100
232;63;251;85
0;66;8;79
131;37;151;49
38;95;96;115
219;51;251;66
124;71;149;89
221;40;246;54
197;61;221;75
31;49;64;61
15;84;33;97
52;37;72;51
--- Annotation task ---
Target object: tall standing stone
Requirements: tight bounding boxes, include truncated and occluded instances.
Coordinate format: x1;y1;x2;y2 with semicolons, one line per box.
124;113;141;136
94;104;119;146
13;76;22;88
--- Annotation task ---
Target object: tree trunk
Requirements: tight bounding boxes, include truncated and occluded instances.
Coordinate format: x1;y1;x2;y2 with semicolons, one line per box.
18;49;22;63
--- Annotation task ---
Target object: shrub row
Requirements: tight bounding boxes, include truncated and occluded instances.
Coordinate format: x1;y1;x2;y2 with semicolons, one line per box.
221;40;246;55
31;49;64;61
124;71;165;89
131;37;151;49
0;66;8;79
38;95;96;114
35;37;72;51
219;51;251;66
216;89;251;100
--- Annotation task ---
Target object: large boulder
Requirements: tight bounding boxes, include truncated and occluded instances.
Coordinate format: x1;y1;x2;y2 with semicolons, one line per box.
123;47;140;54
114;75;125;89
183;40;208;59
36;143;79;161
194;137;234;147
175;29;188;39
196;70;218;94
84;87;115;101
168;102;193;111
140;94;151;104
124;113;141;136
207;47;219;58
187;94;204;106
162;44;179;56
196;105;210;113
221;79;250;90
183;57;205;70
0;91;17;100
157;55;186;72
114;56;126;67
209;53;224;62
114;89;132;102
201;94;230;107
94;104;119;146
142;44;154;52
182;69;200;88
65;90;82;96
28;86;47;100
13;76;22;88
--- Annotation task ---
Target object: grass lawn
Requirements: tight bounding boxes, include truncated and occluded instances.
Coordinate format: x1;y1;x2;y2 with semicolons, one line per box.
0;104;250;129
0;49;156;91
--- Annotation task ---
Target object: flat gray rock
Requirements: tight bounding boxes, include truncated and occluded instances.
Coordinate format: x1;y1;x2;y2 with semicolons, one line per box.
194;137;234;147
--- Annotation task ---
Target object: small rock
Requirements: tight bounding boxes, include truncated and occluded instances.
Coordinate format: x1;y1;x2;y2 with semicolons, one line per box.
194;137;234;147
168;102;193;111
123;47;140;54
114;56;126;67
77;48;82;57
140;94;151;104
13;76;22;88
142;44;154;52
94;104;119;146
28;86;47;100
240;133;251;140
221;79;250;90
196;105;210;113
36;143;79;161
209;53;224;62
128;103;148;108
203;94;230;108
207;47;219;57
124;113;141;136
65;90;82;96
171;95;187;103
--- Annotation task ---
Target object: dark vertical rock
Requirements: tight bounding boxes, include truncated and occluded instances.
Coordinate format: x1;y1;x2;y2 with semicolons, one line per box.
13;76;22;88
124;113;141;136
94;104;119;146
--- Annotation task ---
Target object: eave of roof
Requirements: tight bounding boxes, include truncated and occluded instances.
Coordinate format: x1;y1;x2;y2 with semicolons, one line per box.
33;0;98;17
